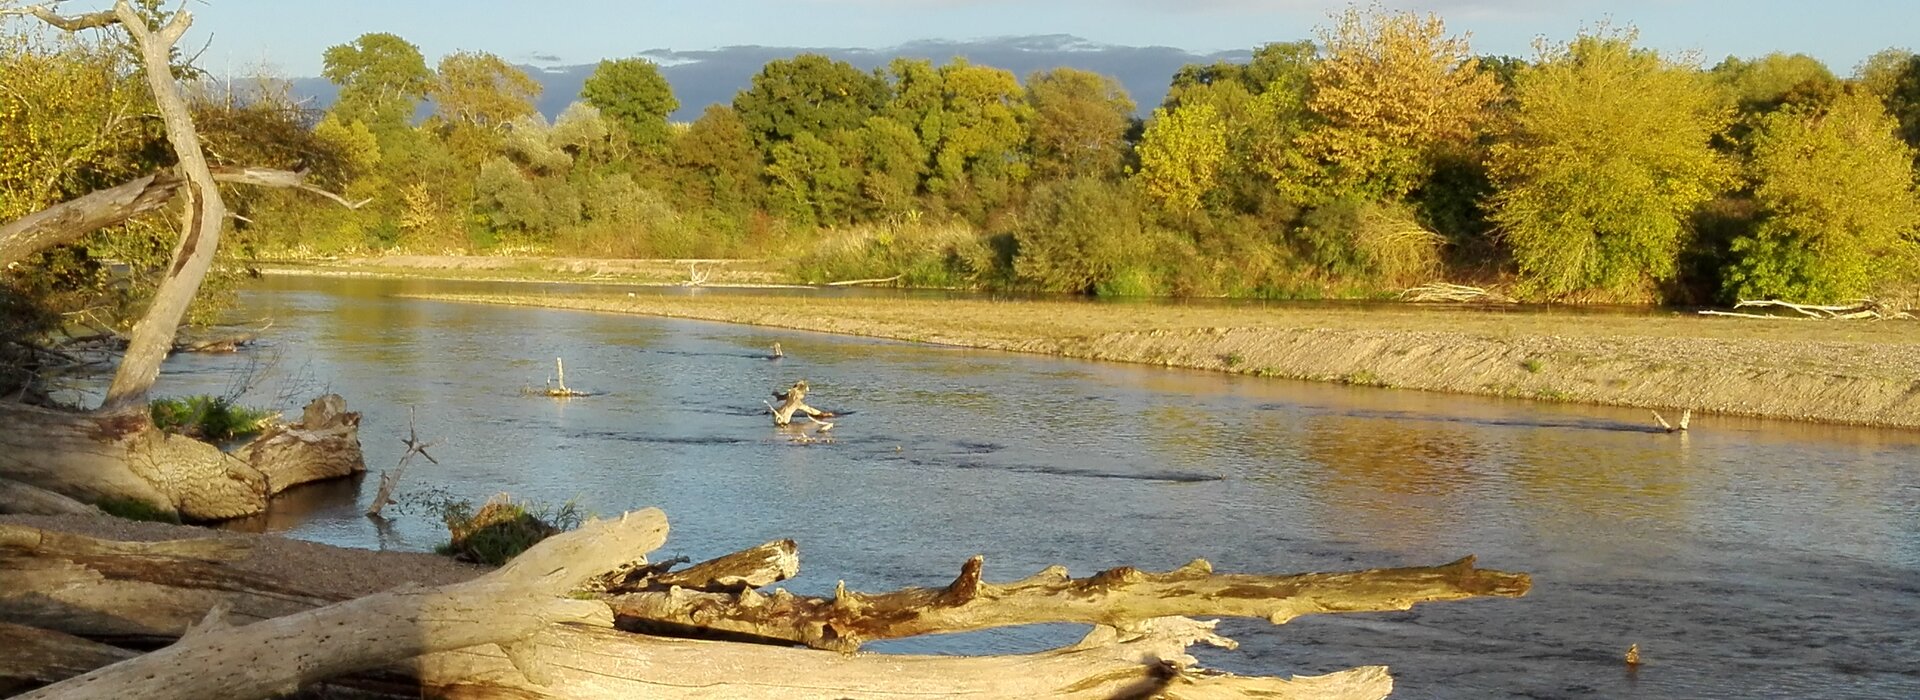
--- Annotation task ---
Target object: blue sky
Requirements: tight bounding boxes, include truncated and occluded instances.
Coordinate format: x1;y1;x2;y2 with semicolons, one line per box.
162;0;1917;77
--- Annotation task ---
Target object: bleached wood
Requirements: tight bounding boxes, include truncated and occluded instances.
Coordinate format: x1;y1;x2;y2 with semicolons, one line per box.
15;509;668;700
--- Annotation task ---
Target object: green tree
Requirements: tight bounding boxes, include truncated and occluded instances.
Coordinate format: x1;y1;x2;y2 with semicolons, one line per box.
925;59;1031;211
1489;29;1735;300
846;116;927;217
1300;7;1500;199
1712;53;1837;114
766;131;858;226
1856;48;1920;156
733;54;887;150
434;51;540;130
580;58;678;151
1723;90;1920;301
320;33;432;131
1136;102;1228;214
1025;67;1135;180
672;105;764;214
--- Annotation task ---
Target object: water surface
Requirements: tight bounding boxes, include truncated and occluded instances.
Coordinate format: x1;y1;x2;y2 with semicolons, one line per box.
152;276;1920;699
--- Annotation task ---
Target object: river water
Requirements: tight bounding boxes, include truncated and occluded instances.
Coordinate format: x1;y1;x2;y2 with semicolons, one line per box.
149;276;1919;699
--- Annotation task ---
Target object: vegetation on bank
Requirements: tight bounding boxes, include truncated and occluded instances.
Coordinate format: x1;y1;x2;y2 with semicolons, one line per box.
149;395;278;441
6;4;1920;395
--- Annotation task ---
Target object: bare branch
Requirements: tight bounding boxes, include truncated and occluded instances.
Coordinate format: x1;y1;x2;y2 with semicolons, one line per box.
211;167;372;210
0;3;122;30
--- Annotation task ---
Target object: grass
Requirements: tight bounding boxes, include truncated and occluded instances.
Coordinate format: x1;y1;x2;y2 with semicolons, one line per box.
96;497;179;523
149;395;277;441
435;495;585;566
1522;358;1545;373
1223;352;1246;368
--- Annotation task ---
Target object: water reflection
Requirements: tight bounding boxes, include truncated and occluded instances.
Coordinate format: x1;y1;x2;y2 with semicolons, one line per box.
145;276;1920;700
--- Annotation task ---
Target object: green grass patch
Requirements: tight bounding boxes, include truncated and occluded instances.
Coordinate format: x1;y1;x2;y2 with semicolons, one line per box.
1521;358;1545;373
1222;352;1246;368
150;395;276;441
1342;369;1389;387
96;497;180;523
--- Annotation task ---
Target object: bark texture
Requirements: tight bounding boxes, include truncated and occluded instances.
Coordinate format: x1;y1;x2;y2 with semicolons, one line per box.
240;394;366;493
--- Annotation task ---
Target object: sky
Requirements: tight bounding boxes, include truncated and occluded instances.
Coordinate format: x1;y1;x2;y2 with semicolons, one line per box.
59;0;1920;78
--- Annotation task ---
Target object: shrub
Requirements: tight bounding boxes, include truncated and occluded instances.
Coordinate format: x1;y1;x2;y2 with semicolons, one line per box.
437;494;585;565
149;395;276;441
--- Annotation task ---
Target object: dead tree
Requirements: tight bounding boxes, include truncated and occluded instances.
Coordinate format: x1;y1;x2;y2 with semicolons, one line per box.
0;512;1532;699
0;1;369;520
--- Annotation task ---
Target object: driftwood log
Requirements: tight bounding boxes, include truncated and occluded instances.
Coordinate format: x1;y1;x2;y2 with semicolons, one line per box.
0;394;365;521
0;513;1531;699
14;510;669;700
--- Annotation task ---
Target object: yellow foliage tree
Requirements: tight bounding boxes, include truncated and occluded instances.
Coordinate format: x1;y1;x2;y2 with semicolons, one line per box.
1299;5;1500;199
1136;102;1228;214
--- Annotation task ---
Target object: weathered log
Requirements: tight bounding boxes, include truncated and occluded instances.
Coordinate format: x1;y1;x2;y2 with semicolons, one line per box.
0;479;103;516
595;538;798;595
15;509;669;700
0;394;367;521
240;394;366;494
0;623;137;696
0;523;324;641
610;553;1531;652
413;617;1395;700
0;403;269;521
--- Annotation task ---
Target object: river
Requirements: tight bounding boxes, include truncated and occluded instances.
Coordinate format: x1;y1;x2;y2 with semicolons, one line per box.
146;276;1919;699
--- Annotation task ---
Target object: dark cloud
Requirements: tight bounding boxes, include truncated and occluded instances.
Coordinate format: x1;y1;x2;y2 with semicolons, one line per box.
525;52;564;64
294;35;1250;121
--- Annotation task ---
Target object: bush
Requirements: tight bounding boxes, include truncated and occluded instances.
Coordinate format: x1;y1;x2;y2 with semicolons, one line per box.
437;494;584;565
1014;178;1156;294
149;395;276;441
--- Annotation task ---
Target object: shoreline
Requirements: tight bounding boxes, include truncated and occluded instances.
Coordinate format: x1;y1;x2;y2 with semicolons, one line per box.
399;290;1920;431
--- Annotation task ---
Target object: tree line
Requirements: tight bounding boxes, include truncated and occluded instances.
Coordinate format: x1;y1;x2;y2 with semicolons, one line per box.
7;5;1920;313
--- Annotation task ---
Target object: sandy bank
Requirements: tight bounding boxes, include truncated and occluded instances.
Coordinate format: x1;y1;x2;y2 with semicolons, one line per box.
408;292;1920;430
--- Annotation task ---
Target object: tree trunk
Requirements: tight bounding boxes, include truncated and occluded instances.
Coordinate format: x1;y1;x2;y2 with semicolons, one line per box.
0;404;268;521
0;480;103;516
96;1;227;415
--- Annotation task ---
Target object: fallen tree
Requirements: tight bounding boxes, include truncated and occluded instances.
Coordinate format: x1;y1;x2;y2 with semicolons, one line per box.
0;511;1532;699
0;394;365;521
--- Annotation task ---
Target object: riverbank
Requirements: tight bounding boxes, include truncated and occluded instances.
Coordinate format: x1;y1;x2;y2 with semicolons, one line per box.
408;291;1920;429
